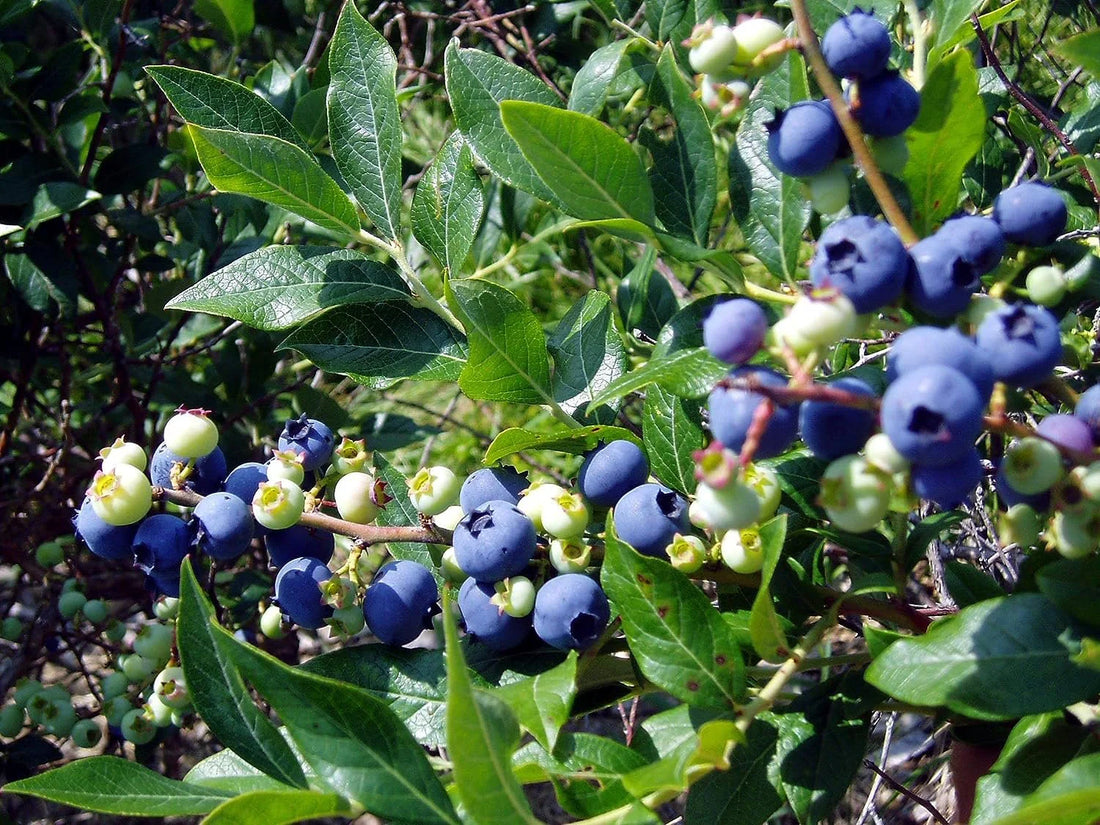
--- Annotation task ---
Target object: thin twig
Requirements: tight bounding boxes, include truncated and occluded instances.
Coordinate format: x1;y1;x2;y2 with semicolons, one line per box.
862;759;951;825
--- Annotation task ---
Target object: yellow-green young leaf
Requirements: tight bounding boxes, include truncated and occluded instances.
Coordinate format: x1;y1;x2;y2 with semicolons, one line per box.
2;757;234;816
1053;30;1100;79
193;0;254;42
187;124;360;237
443;587;540;825
483;425;639;465
411;133;484;276
586;347;729;410
991;753;1100;825
167;246;410;331
902;50;986;234
748;516;790;663
201;789;352;825
501;100;655;225
327;1;403;240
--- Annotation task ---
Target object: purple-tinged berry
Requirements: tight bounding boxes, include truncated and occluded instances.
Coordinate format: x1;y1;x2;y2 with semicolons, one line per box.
1036;414;1094;455
264;523;335;569
613;483;690;558
274;556;333;630
74;500;138;561
578;440;649;508
799;376;877;461
707;366;801;459
533;574;610;651
975;303;1062;388
880;365;984;467
702;298;769;365
821;10;891;79
191;492;254;561
809;215;909;314
133;514;191;578
850;71;920;137
886;326;996;403
766;100;842;178
453;500;537;583
277;414;335;472
912;449;983;508
993;182;1067;246
459;467;529;513
363;560;439;647
458;578;531;651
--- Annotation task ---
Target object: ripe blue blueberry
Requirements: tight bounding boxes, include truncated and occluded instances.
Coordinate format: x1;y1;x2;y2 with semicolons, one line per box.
73;500;138;561
886;326;995;403
993;182;1068;246
905;233;981;319
821;10;891;79
1036;414;1094;455
264;523;335;569
532;574;610;651
975;303;1062;388
850;71;920;137
880;365;984;466
1074;385;1100;441
453;500;537;582
362;560;439;647
150;442;227;495
277;414;335;472
273;556;333;629
911;448;983;508
459;466;529;513
133;514;191;577
798;376;877;461
702;298;769;365
191;492;254;561
936;215;1005;275
766;100;842;178
457;578;531;651
223;462;268;503
809;216;910;314
613;482;689;558
578;440;650;508
707;366;801;459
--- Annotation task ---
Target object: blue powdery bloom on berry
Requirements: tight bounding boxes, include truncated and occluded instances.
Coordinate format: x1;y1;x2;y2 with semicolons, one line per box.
809;216;910;314
578;440;649;508
532;574;610;651
1074;385;1100;442
936;215;1005;275
613;483;689;558
191;492;254;561
277;414;335;472
458;577;531;651
905;233;981;319
886;326;995;403
133;513;192;577
821;9;892;79
850;71;920;137
74;500;138;562
264;523;335;569
880;365;984;467
224;462;268;502
363;560;439;647
799;376;877;461
702;298;769;366
975;303;1062;388
911;448;983;508
453;500;537;582
766;100;842;178
459;466;529;513
150;442;227;495
274;556;333;629
708;366;801;459
993;182;1068;246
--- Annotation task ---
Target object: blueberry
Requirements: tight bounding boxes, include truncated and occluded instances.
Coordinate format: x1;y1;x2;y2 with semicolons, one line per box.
911;448;983;508
362;560;439;647
73;500;138;561
707;366;801;459
880;365;984;466
577;440;649;508
850;71;920;137
936;215;1005;275
798;376;877;461
452;500;537;582
821;10;892;79
613;482;689;558
993;182;1068;246
459;467;529;513
150;442;227;495
532;574;610;651
905;233;981;319
223;462;268;503
702;298;769;365
264;523;335;569
1074;385;1100;441
975;303;1062;388
191;492;254;561
133;514;191;577
1036;414;1094;455
809;215;910;314
146;571;181;598
274;556;333;629
886;326;995;403
277;414;335;472
995;464;1050;511
458;577;531;651
766;100;842;178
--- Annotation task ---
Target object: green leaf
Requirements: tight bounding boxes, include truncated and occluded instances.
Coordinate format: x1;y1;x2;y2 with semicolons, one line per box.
202;789;352;825
496;652;577;752
372;453;445;584
291;88;328;147
902;50;986;234
166;246;409;331
146;66;306;150
278;302;467;389
798;0;898;29
601;517;745;709
446;278;553;404
443;587;540;825
642;47;716;246
327;2;403;240
4;252;76;314
993;754;1100;825
904;509;968;570
568;39;641;117
187;125;360;237
483;425;641;465
2;757;234;816
412;133;484;276
1053;30;1100;79
944;560;1005;608
25;182;99;229
616;246;678;340
866;594;1100;720
225;630;460;823
622;717;743;798
685;718;783;825
729;51;812;282
501;100;655;225
587;347;729;409
642;385;705;496
299;645;447;746
1037;556;1100;627
178;560;309;789
185;749;302;795
548;291;627;422
749;517;790;663
193;0;254;42
444;42;563;204
931;0;987;49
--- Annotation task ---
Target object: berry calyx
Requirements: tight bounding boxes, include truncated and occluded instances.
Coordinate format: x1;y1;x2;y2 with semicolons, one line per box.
253;479;306;531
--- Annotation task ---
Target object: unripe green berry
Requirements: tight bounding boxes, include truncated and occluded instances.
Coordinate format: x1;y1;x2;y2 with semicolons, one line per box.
331;437;368;475
869;135;909;176
100;671;130;701
730;17;786;75
333;472;383;524
43;699;77;737
548;538;592;574
13;679;44;707
35;541;64;566
743;464;781;521
87;464;153;526
721;528;765;574
407;466;462;517
688;23;740;76
0;704;24;738
1026;265;1067;307
491;576;536;618
82;599;108;625
253;479;306;531
162;409;218;459
103;696;132;727
864;433;910;475
132;623;173;665
260;603;288;639
541;490;590;539
328;604;366;638
804;164;850;215
433;505;466;533
439;547;469;583
667;534;707;573
104;618;127;642
693;479;762;531
120;654;157;684
1004;437;1064;495
819;455;891;533
71;718;102;748
120;707;157;744
59;590;87;620
1049;508;1100;560
998;503;1042;548
99;437;148;472
153;667;189;709
153;597;180;621
517;482;566;533
1;616;24;641
267;450;306;485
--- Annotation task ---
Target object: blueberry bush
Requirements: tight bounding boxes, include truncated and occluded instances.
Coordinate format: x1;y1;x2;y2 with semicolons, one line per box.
3;0;1100;823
